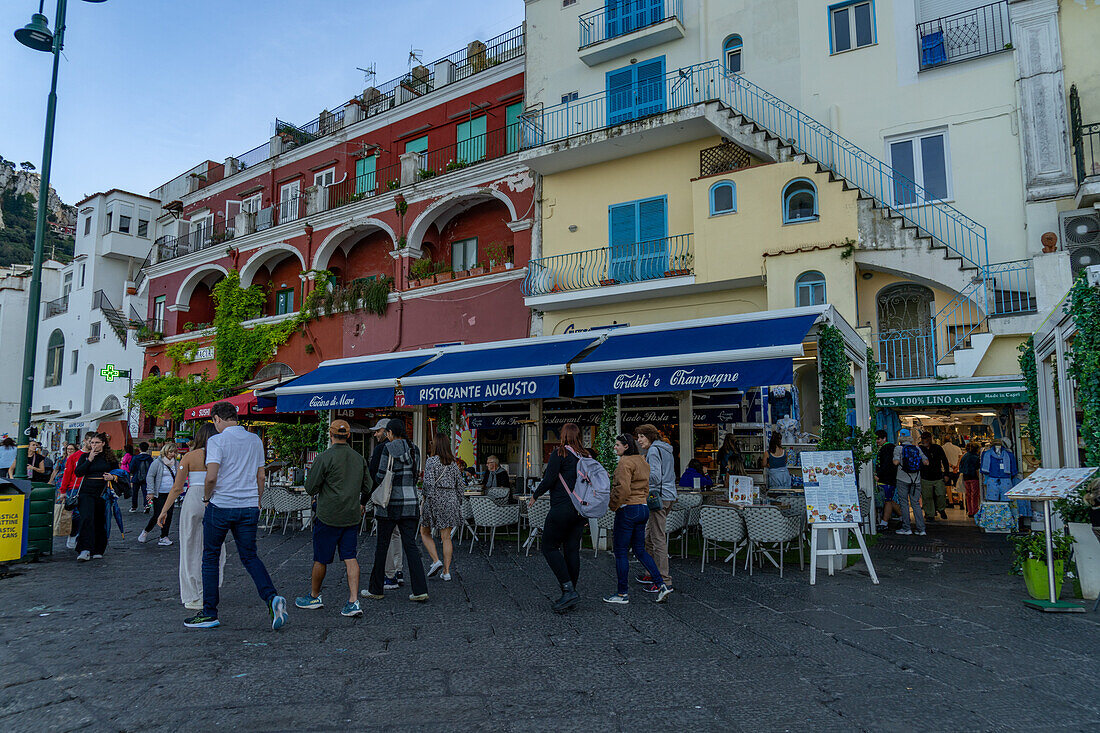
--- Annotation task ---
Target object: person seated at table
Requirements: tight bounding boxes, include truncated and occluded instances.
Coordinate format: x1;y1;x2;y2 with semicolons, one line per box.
484;455;514;504
678;459;713;489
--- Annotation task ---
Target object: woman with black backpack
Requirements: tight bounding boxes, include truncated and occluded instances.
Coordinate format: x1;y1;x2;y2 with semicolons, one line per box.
529;423;593;613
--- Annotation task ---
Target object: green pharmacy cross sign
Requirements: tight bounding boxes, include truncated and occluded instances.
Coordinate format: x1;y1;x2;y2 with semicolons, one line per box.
100;364;131;383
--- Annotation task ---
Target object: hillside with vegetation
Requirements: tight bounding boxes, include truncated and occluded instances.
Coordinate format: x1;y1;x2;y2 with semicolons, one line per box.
0;155;76;266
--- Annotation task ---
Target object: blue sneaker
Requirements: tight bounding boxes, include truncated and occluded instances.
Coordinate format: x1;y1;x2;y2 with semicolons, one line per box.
341;600;363;618
383;577;400;590
270;595;288;630
294;594;323;610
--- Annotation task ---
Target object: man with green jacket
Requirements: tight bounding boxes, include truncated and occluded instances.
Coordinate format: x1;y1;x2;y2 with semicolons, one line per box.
295;420;373;618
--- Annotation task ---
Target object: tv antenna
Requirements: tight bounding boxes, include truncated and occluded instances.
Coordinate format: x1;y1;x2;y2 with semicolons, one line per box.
356;64;377;87
407;46;423;71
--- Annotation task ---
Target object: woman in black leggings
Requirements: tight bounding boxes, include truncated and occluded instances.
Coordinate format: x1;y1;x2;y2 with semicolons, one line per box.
529;423;592;613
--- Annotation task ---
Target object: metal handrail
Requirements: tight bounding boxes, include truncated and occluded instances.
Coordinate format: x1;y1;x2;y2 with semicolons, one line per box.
579;0;683;49
45;294;68;318
916;1;1011;71
523;234;692;296
986;258;1037;316
156;217;235;263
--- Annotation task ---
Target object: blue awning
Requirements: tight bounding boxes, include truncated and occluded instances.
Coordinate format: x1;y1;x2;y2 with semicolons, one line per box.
400;334;602;405
571;310;823;397
268;351;437;412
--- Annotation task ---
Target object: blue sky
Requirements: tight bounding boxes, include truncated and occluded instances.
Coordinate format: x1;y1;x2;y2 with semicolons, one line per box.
1;0;525;204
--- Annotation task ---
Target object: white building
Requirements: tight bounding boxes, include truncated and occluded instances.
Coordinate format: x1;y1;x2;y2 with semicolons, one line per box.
0;262;63;439
31;189;161;451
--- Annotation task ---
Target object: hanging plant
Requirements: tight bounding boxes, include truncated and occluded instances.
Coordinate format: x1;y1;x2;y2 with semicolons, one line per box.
361;276;393;316
596;395;618;476
434;404;453;439
1018;335;1041;463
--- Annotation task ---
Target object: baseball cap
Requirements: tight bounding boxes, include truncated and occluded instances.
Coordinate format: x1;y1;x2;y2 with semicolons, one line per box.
898;428;911;439
368;418;391;431
330;419;351;437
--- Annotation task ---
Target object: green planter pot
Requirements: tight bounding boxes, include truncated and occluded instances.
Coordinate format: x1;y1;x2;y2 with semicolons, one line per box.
1022;558;1064;600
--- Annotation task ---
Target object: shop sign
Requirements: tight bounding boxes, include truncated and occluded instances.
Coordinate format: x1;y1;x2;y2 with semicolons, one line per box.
404;375;559;406
193;347;215;362
277;388;395;413
575;358;793;397
0;495;27;562
877;389;1026;407
154;426;167;439
468;411;601;429
562;322;628;334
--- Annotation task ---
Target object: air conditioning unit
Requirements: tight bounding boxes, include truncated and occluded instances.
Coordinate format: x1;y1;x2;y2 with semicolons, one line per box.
1059;208;1100;277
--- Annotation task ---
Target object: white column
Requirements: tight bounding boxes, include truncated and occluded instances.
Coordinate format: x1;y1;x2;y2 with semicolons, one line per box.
1009;0;1077;200
1053;329;1080;468
678;391;694;470
1035;352;1060;468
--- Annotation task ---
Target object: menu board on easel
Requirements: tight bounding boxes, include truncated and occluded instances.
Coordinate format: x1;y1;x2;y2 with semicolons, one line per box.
801;450;859;524
1004;468;1097;500
728;475;755;505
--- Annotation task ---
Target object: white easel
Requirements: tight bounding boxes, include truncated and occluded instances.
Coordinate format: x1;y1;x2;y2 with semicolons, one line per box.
809;522;879;585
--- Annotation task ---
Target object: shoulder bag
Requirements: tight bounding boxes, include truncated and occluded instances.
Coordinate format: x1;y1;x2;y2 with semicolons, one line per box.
370;454;395;508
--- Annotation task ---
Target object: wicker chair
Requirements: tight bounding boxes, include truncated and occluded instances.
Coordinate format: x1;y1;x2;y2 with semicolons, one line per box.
486;487;510;502
592;510;617;558
469;496;520;556
741;505;803;577
523;496;551;556
673;492;704;547
699;505;748;574
268;488;312;535
458;497;479;547
665;507;690;558
259;488;278;530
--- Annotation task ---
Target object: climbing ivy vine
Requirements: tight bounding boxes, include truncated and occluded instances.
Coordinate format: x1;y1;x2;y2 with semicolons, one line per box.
1017;335;1041;464
1067;275;1100;466
596;395;618;476
818;325;876;468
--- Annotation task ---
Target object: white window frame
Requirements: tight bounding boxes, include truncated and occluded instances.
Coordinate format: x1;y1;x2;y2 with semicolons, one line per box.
153;295;166;324
116;201;134;235
62;271;72;297
313;167;336;188
886;127;953;207
137;206;152;238
79;264;86;288
83;216;91;236
71;349;79;374
451;237;478;272
242;193;263;214
561;91;579;104
104;203;114;234
280;180;302;223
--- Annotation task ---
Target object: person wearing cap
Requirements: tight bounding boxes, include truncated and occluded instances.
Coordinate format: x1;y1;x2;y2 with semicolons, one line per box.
364;418;405;592
892;428;929;536
296;419;374;618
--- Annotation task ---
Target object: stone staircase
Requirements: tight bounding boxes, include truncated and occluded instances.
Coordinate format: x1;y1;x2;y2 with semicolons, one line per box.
92;290;128;348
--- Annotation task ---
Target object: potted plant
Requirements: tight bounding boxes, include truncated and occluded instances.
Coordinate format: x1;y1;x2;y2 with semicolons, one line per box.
665;253;693;277
434;268;454;284
1055;477;1100;601
409;258;435;288
452;267;469;280
469;261;487;277
1010;531;1076;600
487;242;511;274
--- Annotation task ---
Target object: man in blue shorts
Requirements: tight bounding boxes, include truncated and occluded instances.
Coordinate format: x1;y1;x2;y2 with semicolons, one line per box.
296;419;373;618
875;430;900;530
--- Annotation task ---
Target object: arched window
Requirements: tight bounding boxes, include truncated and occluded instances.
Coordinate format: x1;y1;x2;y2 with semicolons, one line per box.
148;365;161;378
709;181;737;215
101;395;121;411
723;35;743;74
783;179;818;223
45;330;64;387
255;362;295;382
795;271;827;307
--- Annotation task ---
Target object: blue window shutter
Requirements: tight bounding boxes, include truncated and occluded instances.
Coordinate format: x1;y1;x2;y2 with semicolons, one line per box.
636;197;668;280
634;57;666;118
606;0;623;39
606;66;635;125
609;202;637;282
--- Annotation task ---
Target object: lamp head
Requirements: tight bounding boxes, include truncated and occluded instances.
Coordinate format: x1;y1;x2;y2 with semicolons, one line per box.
14;13;53;52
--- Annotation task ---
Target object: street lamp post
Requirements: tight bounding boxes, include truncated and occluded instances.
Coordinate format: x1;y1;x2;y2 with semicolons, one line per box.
13;0;107;477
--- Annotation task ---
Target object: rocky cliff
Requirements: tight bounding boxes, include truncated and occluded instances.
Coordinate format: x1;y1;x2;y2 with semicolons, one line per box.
0;156;76;265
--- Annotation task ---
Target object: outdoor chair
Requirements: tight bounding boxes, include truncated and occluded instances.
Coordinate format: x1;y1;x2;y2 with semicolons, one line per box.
673;492;704;548
665;507;689;558
592;510;617;558
523;496;551;556
699;505;747;575
486;487;510;502
742;505;804;577
459;497;479;547
269;490;312;535
468;496;520;556
259;488;278;530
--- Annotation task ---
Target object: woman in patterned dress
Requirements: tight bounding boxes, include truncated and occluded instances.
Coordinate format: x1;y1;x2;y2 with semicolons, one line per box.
419;432;463;581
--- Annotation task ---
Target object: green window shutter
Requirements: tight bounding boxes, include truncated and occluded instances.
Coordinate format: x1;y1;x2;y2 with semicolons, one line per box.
456;116;487;163
506;102;524;154
355;156;377;195
405;136;429;156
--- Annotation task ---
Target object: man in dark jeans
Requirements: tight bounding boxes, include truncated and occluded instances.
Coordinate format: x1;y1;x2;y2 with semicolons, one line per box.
184;401;288;630
128;442;153;513
919;432;951;522
875;430;900;529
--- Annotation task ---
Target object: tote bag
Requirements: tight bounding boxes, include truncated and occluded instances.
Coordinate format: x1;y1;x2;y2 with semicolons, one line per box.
370;454;395;509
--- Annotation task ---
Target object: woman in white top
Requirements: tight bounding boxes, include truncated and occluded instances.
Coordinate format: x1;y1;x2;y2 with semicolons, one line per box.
158;422;226;610
140;443;179;546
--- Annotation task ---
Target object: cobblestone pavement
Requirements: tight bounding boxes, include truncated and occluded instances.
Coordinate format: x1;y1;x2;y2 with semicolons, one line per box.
1;512;1098;732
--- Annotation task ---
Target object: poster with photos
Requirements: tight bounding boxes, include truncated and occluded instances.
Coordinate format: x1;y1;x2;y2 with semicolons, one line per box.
801;450;859;524
1005;467;1097;500
728;475;756;505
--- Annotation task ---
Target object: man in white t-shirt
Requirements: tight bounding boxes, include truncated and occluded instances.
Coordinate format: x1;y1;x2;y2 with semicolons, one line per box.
183;401;288;631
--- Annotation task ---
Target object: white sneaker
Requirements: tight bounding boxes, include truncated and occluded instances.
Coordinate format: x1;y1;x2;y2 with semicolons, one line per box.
65;536;77;550
184;600;202;610
138;530;148;543
77;551;90;562
441;573;452;582
427;560;444;578
91;554;103;559
915;530;927;536
896;528;912;535
157;537;173;546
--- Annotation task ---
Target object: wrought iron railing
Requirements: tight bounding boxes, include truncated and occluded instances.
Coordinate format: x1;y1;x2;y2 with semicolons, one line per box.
156;218;235;262
523;234;692;296
986;259;1037;316
325;161;403;210
45;294;68;318
134;318;166;344
523;59;988;273
579;0;683;49
916;1;1011;71
876;329;936;381
1072;119;1100;184
931;278;987;365
417;122;524;180
700;140;751;176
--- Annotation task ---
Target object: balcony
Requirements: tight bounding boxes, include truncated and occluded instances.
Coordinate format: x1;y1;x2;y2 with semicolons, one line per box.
578;0;685;67
1070;85;1100;207
916;1;1011;71
523;233;692;309
156;218;235;263
134;318;166;345
699;140;751;177
44;294;68;318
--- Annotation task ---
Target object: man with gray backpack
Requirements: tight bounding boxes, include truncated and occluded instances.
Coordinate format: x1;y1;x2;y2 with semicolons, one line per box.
529;423;607;613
